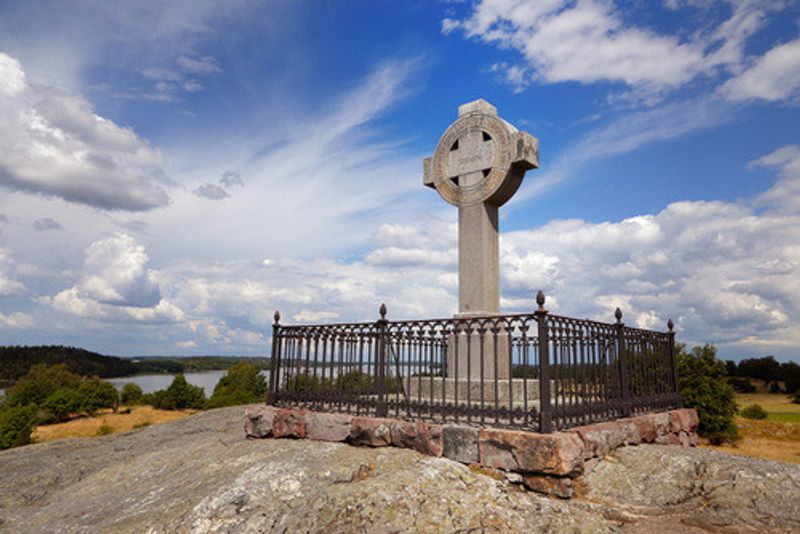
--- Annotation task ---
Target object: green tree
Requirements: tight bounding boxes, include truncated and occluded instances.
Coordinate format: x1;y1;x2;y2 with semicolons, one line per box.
4;364;81;408
143;374;206;410
41;388;83;423
334;370;374;394
140;390;171;410
78;378;119;415
207;362;267;408
120;383;144;405
285;372;330;393
779;362;800;394
677;343;738;444
737;356;781;384
0;404;38;450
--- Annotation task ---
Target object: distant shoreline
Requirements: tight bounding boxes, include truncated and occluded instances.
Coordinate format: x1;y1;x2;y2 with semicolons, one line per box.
0;347;270;389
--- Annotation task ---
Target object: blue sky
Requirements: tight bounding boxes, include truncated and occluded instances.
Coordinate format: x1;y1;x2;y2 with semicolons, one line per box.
0;0;799;361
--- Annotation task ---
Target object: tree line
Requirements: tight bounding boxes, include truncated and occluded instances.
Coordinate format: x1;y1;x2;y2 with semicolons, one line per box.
0;346;269;384
724;356;800;394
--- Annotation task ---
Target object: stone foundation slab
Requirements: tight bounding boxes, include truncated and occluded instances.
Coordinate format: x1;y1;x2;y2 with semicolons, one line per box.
244;406;699;499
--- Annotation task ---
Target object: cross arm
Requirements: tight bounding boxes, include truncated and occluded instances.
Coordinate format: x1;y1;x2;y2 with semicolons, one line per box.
512;131;539;170
423;156;435;188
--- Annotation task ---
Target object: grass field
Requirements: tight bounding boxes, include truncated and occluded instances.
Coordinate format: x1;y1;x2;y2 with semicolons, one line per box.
701;391;800;464
735;392;800;423
32;406;195;443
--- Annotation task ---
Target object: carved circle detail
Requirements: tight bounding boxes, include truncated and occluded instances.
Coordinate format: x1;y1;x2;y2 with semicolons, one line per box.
431;113;512;207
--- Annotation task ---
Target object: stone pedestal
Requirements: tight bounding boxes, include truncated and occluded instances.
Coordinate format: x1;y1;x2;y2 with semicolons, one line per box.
446;329;509;380
407;377;542;407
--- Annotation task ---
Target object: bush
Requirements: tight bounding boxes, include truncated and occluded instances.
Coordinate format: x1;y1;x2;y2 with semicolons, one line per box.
793;390;800;404
95;421;113;436
41;388;83;423
677;343;738;444
120;383;144;405
141;374;206;410
207;362;267;408
0;404;38;450
132;421;151;430
165;374;206;409
769;381;782;394
141;389;170;409
512;364;539;379
383;374;403;395
78;378;119;415
4;364;81;408
335;370;374;394
739;404;768;420
727;377;756;393
285;372;330;393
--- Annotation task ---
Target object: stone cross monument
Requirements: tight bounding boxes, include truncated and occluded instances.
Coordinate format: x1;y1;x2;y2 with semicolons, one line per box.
423;99;539;379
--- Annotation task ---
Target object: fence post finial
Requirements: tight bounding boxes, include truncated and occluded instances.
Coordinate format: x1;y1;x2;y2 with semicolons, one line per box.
667;318;674;332
376;302;388;417
535;289;552;432
268;310;281;406
614;307;623;324
536;289;546;313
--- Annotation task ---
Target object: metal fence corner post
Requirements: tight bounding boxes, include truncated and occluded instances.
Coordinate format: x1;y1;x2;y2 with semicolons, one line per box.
668;318;682;408
376;303;388;417
615;308;632;417
535;290;552;433
268;310;281;406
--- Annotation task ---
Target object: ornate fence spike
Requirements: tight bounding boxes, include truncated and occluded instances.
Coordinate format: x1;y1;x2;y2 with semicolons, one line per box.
667;318;674;332
379;303;387;321
614;307;623;324
536;289;546;312
273;310;281;325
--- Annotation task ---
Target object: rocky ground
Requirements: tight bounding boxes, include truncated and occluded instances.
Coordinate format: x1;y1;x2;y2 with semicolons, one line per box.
1;406;799;533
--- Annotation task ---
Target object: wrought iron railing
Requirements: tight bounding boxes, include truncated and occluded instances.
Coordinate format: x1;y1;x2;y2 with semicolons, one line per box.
267;292;681;433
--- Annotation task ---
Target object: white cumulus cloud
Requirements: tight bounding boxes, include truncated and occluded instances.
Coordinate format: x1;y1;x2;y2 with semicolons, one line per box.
0;248;25;297
0;52;170;211
720;38;800;103
444;0;787;101
46;233;183;323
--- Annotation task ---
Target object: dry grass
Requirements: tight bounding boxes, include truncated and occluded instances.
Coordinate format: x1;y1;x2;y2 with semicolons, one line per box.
32;406;195;443
700;392;800;464
735;392;800;422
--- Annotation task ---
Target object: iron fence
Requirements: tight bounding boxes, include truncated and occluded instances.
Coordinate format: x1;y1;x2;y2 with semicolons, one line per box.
268;292;681;433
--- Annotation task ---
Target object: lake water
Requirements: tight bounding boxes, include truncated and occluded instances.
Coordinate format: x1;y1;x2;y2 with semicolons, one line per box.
106;370;242;396
107;368;333;396
0;368;333;398
0;373;230;398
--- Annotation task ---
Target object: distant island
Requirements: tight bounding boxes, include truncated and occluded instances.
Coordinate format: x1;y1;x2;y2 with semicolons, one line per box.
0;346;270;387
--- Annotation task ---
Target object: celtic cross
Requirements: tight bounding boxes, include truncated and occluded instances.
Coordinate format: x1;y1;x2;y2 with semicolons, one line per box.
424;99;539;317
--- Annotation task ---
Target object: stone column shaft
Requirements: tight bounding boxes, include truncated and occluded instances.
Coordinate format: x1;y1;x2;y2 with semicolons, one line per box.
458;202;499;317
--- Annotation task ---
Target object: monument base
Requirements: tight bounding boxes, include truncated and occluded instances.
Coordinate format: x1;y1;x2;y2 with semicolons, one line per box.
407;377;543;406
446;329;510;380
